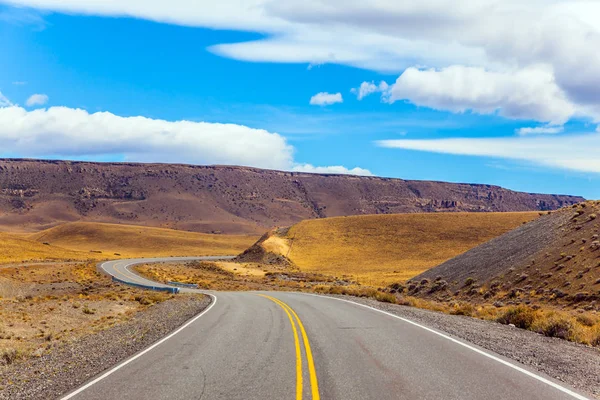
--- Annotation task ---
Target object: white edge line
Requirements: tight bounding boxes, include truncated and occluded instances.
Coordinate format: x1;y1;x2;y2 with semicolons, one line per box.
59;292;217;400
299;292;591;400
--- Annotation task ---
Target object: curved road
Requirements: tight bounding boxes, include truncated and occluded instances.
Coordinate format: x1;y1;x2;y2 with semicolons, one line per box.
61;258;591;400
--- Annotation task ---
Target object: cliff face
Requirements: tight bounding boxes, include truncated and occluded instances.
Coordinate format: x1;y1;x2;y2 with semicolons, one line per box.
0;159;584;234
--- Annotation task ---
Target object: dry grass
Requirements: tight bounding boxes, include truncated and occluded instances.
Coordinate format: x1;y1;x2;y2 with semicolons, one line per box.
0;232;97;264
283;212;539;286
0;262;173;365
28;222;258;258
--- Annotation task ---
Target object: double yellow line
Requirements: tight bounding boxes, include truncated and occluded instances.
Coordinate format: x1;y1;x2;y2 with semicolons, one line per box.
258;294;320;400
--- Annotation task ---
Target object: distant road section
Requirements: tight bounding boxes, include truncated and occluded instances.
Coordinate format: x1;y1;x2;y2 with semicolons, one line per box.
62;258;591;400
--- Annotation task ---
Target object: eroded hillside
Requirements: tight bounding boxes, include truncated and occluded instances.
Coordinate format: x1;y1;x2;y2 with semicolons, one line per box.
0;159;583;234
412;201;600;309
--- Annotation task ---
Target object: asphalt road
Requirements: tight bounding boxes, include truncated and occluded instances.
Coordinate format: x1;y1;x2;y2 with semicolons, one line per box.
61;258;591;400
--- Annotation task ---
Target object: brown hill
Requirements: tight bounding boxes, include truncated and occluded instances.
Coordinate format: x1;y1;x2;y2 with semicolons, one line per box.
28;222;257;258
233;212;540;286
411;201;600;309
0;158;584;234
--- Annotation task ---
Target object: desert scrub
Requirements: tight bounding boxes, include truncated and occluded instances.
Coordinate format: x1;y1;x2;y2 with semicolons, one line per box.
532;313;577;341
496;306;537;329
449;302;475;316
0;348;22;366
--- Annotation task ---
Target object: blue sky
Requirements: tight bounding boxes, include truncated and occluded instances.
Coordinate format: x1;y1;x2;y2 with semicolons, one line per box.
1;2;600;199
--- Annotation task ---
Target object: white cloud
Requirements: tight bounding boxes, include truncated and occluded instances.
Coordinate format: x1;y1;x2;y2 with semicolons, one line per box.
385;65;577;125
516;125;563;136
292;164;373;176
309;92;343;106
0;92;12;107
12;81;27;85
9;0;600;124
0;105;369;174
25;93;49;107
377;134;600;174
351;81;389;100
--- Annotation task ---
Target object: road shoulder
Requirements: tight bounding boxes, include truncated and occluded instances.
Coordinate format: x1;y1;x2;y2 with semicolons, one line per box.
0;294;210;400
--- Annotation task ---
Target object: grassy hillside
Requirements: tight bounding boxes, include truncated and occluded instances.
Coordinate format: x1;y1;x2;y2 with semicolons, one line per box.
263;212;540;286
28;222;259;258
413;201;600;308
0;232;95;264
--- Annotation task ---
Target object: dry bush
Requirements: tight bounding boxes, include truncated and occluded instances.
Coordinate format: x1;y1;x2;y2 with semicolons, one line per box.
533;314;577;340
496;306;537;329
0;348;22;366
450;303;475;316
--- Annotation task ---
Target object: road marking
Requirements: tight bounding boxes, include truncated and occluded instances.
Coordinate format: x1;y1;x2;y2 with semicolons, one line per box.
300;293;591;400
258;294;303;400
281;301;321;400
59;293;218;400
259;294;320;400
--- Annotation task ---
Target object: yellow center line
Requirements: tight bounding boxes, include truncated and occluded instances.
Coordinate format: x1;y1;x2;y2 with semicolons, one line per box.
258;294;320;400
111;262;152;286
258;294;303;400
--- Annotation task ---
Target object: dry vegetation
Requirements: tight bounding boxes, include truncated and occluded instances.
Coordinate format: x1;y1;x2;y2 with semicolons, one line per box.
0;262;173;367
28;222;258;258
0;232;98;264
254;212;539;286
411;201;600;309
133;256;600;348
134;260;348;292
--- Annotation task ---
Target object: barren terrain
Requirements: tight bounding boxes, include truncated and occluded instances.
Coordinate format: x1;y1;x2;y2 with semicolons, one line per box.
237;212;540;286
0;158;582;234
28;221;258;258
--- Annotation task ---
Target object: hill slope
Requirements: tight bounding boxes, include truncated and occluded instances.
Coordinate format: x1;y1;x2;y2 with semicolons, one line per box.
238;212;540;286
0;159;583;234
0;232;95;264
29;222;258;258
412;202;600;308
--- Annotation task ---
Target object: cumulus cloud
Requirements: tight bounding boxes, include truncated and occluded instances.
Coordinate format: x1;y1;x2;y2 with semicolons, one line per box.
25;93;49;107
516;125;563;136
9;0;600;124
309;92;343;106
377;135;600;174
385;66;577;124
351;81;389;100
0;105;369;174
292;164;373;176
0;105;292;169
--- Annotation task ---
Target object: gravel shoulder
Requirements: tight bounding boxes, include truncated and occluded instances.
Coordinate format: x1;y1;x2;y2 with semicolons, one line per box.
0;294;211;400
333;294;600;399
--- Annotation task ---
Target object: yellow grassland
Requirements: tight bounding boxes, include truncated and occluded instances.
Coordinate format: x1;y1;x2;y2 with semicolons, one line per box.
27;222;258;258
283;212;540;286
0;232;97;264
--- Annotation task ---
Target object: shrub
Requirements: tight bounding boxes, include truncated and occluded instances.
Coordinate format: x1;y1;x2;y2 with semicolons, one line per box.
388;282;405;293
450;303;475;316
82;305;96;314
534;315;575;340
0;348;21;366
464;277;476;286
576;314;596;327
374;292;397;304
496;306;537;329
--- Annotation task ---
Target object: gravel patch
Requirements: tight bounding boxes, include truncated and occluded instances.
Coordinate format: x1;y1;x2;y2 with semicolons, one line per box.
0;294;210;400
333;295;600;399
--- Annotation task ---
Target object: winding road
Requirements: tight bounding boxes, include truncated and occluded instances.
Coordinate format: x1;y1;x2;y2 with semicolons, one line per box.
61;258;591;400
